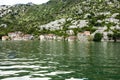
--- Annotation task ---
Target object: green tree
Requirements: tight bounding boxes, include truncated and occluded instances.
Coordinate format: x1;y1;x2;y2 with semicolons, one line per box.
113;32;120;42
93;33;103;42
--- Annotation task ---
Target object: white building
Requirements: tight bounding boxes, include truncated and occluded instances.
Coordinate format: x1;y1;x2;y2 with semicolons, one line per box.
2;36;9;41
67;36;77;41
77;31;91;41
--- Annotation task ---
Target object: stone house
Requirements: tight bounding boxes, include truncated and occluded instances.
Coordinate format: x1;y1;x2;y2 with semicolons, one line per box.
23;34;33;40
45;34;56;40
8;31;24;40
8;32;17;39
39;35;46;40
2;36;9;41
39;34;57;40
67;36;77;41
8;31;33;40
77;31;91;41
56;36;64;40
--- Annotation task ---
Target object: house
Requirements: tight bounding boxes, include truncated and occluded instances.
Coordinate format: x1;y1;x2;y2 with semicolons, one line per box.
39;34;57;40
12;36;23;40
8;31;33;40
67;36;77;41
8;32;17;39
39;35;46;40
23;34;33;40
45;34;56;40
8;31;24;40
77;31;91;41
84;31;90;36
56;36;64;40
2;36;9;41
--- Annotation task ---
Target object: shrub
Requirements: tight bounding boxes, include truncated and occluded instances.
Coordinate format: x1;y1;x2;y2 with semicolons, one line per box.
113;32;120;42
107;33;113;40
93;33;103;42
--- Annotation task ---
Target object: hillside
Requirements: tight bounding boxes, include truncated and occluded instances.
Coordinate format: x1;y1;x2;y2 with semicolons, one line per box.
0;0;120;40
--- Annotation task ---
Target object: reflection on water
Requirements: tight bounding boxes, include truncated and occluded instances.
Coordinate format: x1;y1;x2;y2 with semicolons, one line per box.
0;41;120;80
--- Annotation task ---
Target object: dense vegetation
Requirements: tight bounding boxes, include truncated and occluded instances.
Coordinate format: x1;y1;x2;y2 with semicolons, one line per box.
93;33;103;42
0;0;120;39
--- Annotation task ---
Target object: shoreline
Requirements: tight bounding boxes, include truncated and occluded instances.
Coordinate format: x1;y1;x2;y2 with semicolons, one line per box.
0;39;120;42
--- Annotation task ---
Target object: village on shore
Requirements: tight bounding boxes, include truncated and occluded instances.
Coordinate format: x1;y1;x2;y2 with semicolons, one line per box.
1;29;115;42
1;31;91;41
0;1;120;42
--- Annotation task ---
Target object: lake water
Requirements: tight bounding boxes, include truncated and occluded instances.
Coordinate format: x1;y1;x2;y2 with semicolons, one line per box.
0;41;120;80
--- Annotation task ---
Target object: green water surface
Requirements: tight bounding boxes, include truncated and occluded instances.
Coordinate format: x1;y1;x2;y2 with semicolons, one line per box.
0;41;120;80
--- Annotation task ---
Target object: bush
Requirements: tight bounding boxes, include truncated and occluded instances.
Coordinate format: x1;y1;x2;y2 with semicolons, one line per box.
93;33;103;42
113;32;120;42
107;33;113;40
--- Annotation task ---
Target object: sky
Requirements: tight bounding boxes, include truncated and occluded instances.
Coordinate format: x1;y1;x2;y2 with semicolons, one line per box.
0;0;49;5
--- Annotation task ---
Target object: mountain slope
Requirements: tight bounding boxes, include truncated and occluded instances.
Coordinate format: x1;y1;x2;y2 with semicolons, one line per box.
0;0;120;38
